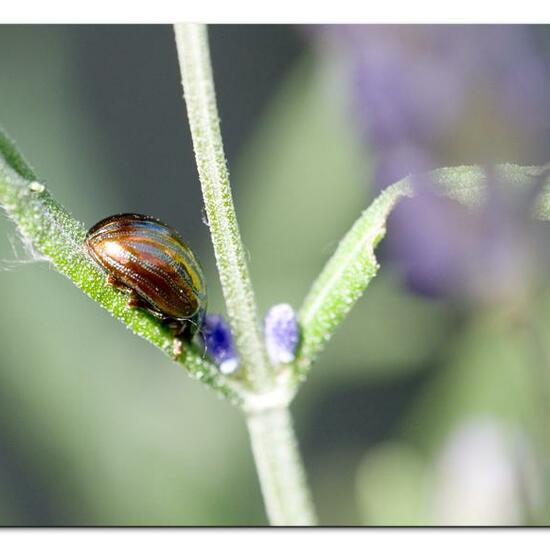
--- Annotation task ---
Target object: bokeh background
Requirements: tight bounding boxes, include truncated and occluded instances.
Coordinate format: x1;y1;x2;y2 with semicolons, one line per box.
0;24;550;525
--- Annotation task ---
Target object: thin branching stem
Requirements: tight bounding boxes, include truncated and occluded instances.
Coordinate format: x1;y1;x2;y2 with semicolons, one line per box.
173;22;317;525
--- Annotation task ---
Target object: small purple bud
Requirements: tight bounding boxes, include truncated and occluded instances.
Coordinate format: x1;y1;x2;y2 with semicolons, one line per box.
264;303;300;365
201;314;239;375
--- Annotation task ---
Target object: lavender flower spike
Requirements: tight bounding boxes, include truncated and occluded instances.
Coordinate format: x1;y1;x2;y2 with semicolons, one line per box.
264;303;300;365
201;314;240;375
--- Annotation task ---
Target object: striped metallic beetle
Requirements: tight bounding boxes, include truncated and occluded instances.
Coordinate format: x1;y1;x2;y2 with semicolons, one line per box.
85;213;207;344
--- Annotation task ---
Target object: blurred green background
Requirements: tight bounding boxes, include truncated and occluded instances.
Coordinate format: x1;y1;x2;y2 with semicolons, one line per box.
0;25;549;525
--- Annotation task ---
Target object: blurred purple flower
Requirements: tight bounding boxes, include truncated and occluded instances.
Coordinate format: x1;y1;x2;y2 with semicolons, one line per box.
264;303;300;364
320;25;550;187
314;25;550;299
201;314;239;375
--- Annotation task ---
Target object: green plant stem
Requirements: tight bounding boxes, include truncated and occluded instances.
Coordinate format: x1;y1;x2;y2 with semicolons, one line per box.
246;405;317;525
173;22;317;525
173;23;271;393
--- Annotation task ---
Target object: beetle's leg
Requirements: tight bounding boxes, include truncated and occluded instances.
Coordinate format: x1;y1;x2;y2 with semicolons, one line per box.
127;290;150;310
106;273;128;291
107;276;149;310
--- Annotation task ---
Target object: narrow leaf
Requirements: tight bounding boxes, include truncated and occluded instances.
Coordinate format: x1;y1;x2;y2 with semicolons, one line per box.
296;164;550;382
0;129;241;404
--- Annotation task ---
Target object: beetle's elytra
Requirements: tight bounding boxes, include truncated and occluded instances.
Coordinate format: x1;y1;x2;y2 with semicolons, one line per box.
85;213;207;340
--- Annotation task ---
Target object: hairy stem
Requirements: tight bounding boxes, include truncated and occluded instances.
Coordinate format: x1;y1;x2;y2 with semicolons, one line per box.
173;23;317;525
246;406;317;525
174;23;272;393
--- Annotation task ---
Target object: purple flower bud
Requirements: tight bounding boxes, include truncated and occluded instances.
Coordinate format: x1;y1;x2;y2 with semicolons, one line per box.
264;303;300;365
200;314;239;375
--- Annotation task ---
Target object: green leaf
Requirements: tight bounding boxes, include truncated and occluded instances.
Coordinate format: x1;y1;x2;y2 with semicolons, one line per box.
0;127;241;404
296;180;412;378
295;164;550;383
